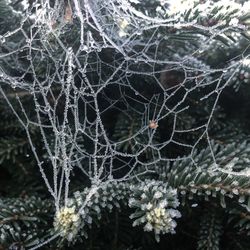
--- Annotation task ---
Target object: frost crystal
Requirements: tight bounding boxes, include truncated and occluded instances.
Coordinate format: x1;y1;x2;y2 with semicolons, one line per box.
1;0;250;247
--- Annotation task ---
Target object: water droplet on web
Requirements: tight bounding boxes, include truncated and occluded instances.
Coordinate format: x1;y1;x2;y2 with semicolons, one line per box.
45;106;50;112
0;36;6;44
80;44;88;51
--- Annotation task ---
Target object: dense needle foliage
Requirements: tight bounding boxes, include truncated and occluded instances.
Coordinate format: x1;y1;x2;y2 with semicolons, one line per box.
1;0;250;249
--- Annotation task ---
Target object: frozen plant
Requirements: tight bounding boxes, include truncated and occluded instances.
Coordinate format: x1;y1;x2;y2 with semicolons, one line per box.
129;180;181;242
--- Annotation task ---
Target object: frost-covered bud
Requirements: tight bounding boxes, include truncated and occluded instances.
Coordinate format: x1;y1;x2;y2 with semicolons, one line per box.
54;206;81;241
129;180;181;242
144;206;181;240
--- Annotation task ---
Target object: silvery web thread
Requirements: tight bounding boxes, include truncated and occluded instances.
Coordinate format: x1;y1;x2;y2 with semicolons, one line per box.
0;0;249;248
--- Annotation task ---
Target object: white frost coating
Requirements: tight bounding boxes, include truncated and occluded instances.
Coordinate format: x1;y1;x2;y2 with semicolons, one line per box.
164;0;197;15
0;0;250;248
73;0;85;46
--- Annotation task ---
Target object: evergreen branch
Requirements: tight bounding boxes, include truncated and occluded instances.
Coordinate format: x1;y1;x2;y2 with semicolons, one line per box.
167;140;250;209
0;196;53;249
197;207;223;250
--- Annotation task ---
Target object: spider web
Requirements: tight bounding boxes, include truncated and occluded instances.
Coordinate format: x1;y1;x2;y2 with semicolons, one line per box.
0;0;249;248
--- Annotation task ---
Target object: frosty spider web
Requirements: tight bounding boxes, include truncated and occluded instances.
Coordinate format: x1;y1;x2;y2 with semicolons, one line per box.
0;0;250;248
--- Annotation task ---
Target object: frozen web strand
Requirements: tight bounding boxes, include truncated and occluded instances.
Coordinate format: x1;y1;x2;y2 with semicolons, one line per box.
0;0;250;248
0;0;246;195
0;0;247;190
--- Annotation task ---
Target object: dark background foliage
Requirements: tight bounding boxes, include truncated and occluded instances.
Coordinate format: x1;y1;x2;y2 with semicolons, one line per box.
1;0;250;249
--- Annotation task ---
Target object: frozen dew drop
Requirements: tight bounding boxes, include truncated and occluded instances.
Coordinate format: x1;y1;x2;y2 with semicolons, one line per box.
0;36;6;44
80;44;88;51
45;105;50;112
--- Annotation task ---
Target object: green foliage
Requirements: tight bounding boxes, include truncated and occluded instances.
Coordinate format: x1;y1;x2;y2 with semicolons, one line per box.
197;207;223;250
167;140;250;210
1;0;250;249
0;196;53;249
